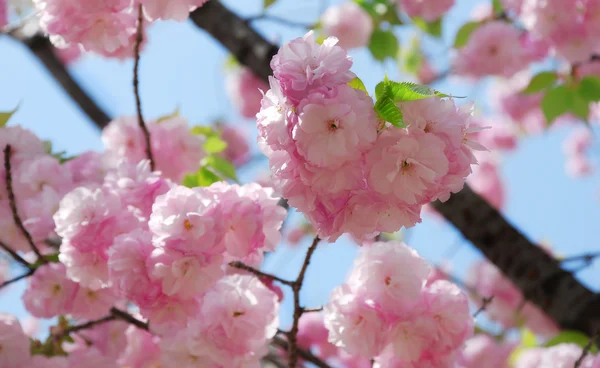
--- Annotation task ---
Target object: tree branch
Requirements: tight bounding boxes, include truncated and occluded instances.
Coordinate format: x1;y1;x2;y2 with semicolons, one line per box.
133;5;155;171
271;335;332;368
432;185;600;336
5;30;111;130
0;268;35;289
4;145;45;262
0;240;32;268
229;261;294;286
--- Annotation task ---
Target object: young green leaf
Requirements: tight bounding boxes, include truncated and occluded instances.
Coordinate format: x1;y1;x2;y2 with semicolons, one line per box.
522;72;557;94
492;0;504;13
578;76;600;102
570;93;590;121
0;103;20;127
413;17;443;38
156;107;180;123
541;85;571;125
204;155;237;181
368;29;399;61
204;135;228;154
545;331;598;353
190;125;214;136
374;97;404;127
264;0;276;9
453;21;481;48
348;77;368;94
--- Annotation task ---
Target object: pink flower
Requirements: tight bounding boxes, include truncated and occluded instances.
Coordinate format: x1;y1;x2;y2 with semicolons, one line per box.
347;241;430;311
467;157;505;210
563;127;593;156
454;21;530;78
66;346;118;368
513;348;544;368
256;76;294;155
118;326;162;368
141;296;200;334
219;125;250;166
20;316;40;337
63;151;107;186
139;0;209;21
22;263;78;318
29;356;68;368
397;0;455;22
197;274;280;356
294;86;378;168
270;31;355;105
297;313;339;360
459;334;516;368
472;119;518;152
226;67;268;119
70;285;119;320
148;185;224;255
387;315;439;363
0;314;31;368
421;280;473;353
566;154;593;177
74;320;128;360
320;2;374;50
107;229;162;308
366;129;449;205
538;344;595;368
286;226;307;245
148;247;224;299
0;126;45;162
324;284;389;358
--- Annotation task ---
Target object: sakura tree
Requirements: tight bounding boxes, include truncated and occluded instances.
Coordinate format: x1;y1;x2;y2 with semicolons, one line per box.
0;0;599;367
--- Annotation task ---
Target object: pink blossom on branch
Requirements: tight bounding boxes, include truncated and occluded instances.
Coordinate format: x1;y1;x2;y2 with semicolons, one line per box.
396;0;455;22
0;314;31;368
320;2;374;50
225;66;268;119
138;0;209;21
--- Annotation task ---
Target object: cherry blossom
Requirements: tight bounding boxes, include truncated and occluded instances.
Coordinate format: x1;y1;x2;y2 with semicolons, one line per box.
320;2;374;50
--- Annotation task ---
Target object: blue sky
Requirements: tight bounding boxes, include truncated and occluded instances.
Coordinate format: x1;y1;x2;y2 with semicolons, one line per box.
1;0;599;334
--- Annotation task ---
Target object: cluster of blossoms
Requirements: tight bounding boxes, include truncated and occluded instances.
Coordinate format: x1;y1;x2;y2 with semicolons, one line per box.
395;0;454;22
0;115;284;366
457;334;517;368
453;20;548;78
467;259;559;337
519;0;600;63
258;31;483;241
226;65;268;119
320;2;373;50
323;241;474;366
33;0;210;57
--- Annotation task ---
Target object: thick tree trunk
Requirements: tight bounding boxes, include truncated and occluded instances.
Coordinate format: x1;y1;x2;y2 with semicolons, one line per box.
190;2;600;336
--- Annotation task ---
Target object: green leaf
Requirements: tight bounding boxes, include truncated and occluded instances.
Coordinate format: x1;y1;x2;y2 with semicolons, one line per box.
521;328;537;348
182;167;222;188
264;0;276;9
374;97;404;127
492;0;504;13
191;126;214;136
578;76;600;102
368;29;399;61
204;135;227;154
204;155;237;181
545;331;598;353
571;93;590;121
377;80;452;102
348;77;368;94
453;21;481;48
541;85;571;125
182;174;199;188
522;72;558;94
413;17;442;38
354;0;403;26
0;104;20;127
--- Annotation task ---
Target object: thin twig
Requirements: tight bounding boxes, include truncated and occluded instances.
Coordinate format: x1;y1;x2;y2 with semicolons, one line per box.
561;252;600;272
133;4;154;171
473;296;495;318
0;268;35;289
53;315;117;340
0;240;31;268
4;145;45;262
109;307;149;331
229;261;294;286
271;335;332;368
575;331;599;367
303;307;323;313
288;236;321;368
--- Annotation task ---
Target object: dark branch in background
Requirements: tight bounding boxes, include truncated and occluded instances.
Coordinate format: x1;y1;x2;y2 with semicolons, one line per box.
246;14;314;29
432;185;600;336
133;5;155;171
286;236;320;367
5;30;111;130
188;2;600;337
4;145;45;262
109;307;150;331
190;1;280;82
561;251;600;272
271;336;332;368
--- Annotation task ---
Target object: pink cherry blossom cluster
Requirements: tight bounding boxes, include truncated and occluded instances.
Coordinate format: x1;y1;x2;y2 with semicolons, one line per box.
258;31;483;241
563;127;595;177
218;124;251;167
519;0;600;63
225;65;268;119
323;241;474;366
33;0;209;57
467;259;559;337
395;0;455;22
453;21;548;78
320;2;374;50
457;334;517;368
